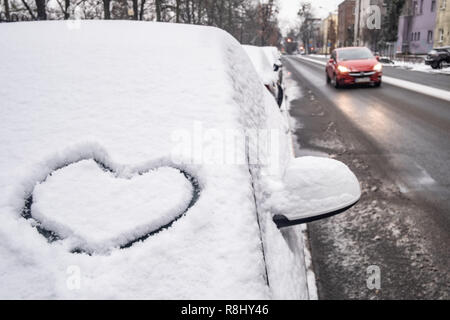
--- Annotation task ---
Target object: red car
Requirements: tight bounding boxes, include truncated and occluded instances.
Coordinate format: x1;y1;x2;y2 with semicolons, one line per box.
326;47;382;88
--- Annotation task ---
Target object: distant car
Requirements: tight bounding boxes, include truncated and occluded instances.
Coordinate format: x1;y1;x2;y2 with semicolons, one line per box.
378;57;395;65
425;46;450;69
243;45;284;106
326;47;383;88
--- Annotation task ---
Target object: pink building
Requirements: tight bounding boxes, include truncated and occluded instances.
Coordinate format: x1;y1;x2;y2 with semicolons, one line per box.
397;0;438;54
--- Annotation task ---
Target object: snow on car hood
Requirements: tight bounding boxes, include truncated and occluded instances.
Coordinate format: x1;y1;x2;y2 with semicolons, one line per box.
0;21;299;299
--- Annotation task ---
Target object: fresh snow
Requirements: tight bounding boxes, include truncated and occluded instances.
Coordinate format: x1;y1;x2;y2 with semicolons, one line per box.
384;60;450;75
268;157;360;221
243;45;279;85
261;46;282;68
0;21;308;299
32;160;194;253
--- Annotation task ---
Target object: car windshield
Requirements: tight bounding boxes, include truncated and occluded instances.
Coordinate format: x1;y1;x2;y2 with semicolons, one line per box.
338;48;374;61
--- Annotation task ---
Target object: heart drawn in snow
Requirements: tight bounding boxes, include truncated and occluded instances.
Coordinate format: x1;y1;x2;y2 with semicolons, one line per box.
22;158;200;254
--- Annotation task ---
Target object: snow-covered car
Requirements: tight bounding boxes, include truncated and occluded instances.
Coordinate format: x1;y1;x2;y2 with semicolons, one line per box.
262;46;284;90
243;45;284;106
261;46;283;73
0;21;360;299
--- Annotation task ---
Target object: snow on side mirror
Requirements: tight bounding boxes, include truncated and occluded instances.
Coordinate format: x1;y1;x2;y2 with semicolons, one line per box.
272;157;361;228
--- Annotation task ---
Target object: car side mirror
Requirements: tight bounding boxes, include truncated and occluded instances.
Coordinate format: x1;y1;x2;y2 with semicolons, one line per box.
271;157;361;228
376;55;380;61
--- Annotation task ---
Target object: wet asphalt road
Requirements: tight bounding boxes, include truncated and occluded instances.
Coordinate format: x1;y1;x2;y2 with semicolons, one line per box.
283;55;450;299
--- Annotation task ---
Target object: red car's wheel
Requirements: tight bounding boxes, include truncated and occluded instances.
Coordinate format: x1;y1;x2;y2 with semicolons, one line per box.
333;74;340;88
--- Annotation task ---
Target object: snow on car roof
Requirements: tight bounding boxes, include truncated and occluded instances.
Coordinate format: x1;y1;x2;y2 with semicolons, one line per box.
0;21;296;299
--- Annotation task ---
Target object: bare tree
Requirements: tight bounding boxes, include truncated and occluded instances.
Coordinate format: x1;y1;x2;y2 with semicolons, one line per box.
1;0;282;48
35;0;46;19
327;17;337;53
131;0;138;19
3;0;11;21
56;0;70;19
21;0;36;19
111;0;128;19
298;2;314;53
103;0;111;19
139;0;147;20
155;0;162;21
257;0;280;46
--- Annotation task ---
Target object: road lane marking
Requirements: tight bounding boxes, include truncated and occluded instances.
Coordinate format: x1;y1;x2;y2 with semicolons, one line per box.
295;56;450;102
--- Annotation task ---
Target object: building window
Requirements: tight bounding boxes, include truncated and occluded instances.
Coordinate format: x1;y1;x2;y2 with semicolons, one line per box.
413;1;418;14
418;32;421;41
439;29;444;42
431;0;436;11
428;30;433;43
441;0;447;9
420;0;424;14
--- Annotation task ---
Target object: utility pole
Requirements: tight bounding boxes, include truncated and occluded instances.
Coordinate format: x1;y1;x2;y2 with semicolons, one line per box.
356;0;362;46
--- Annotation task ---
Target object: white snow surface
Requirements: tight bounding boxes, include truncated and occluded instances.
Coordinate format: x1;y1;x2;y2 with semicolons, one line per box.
261;46;282;67
32;160;193;253
0;21;306;299
386;60;450;75
243;45;279;85
268;157;361;221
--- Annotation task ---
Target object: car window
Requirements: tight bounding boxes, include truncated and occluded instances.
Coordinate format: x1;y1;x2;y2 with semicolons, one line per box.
337;48;374;61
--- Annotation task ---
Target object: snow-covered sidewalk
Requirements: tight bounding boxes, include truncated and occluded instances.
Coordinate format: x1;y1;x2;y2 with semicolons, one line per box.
385;60;450;75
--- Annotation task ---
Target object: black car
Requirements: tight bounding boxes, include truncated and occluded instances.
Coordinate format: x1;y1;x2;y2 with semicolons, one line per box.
425;46;450;69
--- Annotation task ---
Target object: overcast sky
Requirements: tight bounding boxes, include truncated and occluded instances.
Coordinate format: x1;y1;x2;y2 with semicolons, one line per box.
278;0;342;34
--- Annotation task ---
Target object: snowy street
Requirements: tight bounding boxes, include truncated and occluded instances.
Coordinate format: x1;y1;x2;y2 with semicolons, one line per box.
284;55;450;299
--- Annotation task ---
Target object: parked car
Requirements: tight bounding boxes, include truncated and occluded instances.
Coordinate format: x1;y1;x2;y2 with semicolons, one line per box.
378;56;395;65
0;21;360;299
425;46;450;69
326;47;383;88
262;46;284;90
243;45;284;106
